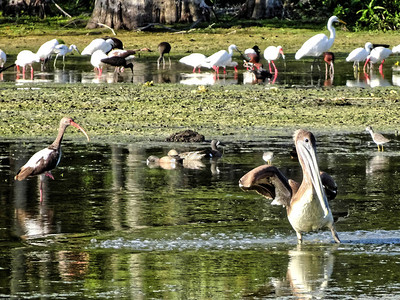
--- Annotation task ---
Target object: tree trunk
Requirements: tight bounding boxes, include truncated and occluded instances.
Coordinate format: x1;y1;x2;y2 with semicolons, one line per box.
3;0;50;18
241;0;283;19
87;0;209;30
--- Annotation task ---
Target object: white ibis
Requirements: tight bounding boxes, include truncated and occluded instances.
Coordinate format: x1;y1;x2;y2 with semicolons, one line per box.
239;129;340;243
157;42;171;69
392;44;400;54
90;50;108;75
364;46;392;74
203;44;240;73
14;117;90;203
101;50;135;73
346;42;373;70
179;53;207;72
15;50;40;79
366;126;390;151
295;16;346;70
53;44;80;67
36;39;59;70
0;49;6;67
82;38;118;56
263;45;285;73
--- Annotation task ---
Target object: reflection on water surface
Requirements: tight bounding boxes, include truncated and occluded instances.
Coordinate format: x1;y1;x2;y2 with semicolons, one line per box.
2;54;400;87
1;131;400;298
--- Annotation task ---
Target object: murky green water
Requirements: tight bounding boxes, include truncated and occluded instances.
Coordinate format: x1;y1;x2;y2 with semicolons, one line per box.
1;130;400;298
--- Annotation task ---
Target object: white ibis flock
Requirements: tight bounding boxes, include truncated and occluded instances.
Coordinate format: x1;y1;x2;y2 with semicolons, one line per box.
14;117;90;203
0;15;398;81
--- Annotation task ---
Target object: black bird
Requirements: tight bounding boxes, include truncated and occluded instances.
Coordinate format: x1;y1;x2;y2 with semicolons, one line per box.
101;51;135;73
157;42;171;69
0;63;16;73
103;37;124;50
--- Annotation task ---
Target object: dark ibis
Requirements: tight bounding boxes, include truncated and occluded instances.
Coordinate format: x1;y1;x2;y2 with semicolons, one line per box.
157;42;171;69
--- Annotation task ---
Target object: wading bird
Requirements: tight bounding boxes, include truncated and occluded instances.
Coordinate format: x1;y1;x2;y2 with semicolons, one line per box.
179;53;207;72
363;46;392;75
264;45;285;73
90;50;108;75
53;44;80;67
0;49;6;67
101;50;135;73
203;44;240;73
239;129;340;243
366;126;390;151
15;50;40;78
295;16;346;71
346;42;373;71
157;42;171;69
82;38;121;56
263;151;274;165
14;117;90;203
36;39;59;70
323;52;335;77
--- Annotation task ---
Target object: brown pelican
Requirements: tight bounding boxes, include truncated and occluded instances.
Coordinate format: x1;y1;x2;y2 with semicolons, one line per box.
239;129;340;243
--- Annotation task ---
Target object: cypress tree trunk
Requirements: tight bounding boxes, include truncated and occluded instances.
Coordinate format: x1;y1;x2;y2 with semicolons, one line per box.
87;0;208;30
241;0;283;19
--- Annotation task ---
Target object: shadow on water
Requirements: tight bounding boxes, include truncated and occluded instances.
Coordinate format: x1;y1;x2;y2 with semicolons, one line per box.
2;130;400;298
2;53;400;87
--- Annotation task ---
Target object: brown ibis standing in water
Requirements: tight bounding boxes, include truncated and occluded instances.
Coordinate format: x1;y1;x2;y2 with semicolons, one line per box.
157;42;171;69
14;117;90;203
323;51;335;77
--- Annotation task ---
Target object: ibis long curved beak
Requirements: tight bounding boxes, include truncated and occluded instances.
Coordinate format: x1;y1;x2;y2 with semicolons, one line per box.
297;139;329;217
70;121;90;142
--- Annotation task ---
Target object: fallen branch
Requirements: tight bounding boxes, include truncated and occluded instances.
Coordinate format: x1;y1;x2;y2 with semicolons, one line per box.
97;23;116;35
51;0;71;18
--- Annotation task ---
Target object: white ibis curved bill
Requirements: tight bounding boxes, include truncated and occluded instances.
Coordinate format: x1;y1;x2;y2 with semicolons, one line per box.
157;42;172;69
203;44;240;73
239;129;340;243
14;117;90;203
53;44;80;67
363;46;392;74
346;42;373;70
263;45;285;73
366;126;390;151
295;16;346;69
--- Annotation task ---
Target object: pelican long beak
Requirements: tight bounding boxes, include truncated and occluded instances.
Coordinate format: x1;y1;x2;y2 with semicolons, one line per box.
70;120;90;141
297;140;329;217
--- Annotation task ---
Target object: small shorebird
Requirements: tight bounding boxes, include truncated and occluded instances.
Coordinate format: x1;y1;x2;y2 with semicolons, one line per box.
366;126;390;151
262;151;273;164
239;129;340;243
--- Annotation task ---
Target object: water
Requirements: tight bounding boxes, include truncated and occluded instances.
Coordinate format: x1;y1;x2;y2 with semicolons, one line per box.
2;53;400;87
1;131;400;298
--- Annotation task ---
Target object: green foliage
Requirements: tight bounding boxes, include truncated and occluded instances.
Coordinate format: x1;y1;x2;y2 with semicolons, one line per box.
356;0;400;30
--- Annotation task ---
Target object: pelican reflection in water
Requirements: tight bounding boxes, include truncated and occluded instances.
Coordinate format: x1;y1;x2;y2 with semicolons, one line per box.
239;129;340;243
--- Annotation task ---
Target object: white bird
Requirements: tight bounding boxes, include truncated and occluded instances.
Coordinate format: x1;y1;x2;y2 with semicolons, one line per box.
179;53;207;72
36;39;59;70
346;42;373;70
0;49;6;67
82;38;115;56
15;50;40;78
393;44;400;54
90;50;108;75
364;46;392;74
295;16;346;69
53;44;80;67
263;45;285;73
203;44;240;73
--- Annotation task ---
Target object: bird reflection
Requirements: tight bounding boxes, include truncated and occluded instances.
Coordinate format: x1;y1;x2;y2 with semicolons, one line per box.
366;154;389;174
365;72;391;87
180;72;216;85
